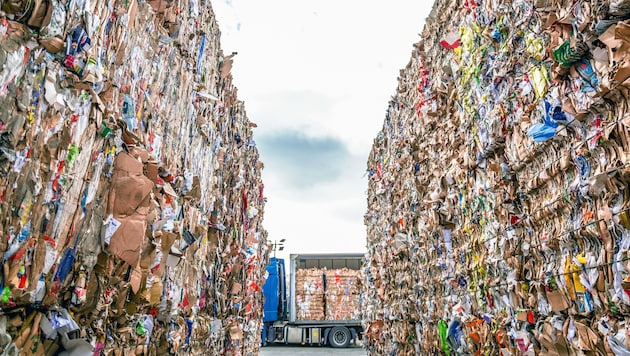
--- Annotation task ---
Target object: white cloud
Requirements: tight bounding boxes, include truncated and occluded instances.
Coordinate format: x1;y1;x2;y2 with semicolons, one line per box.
213;0;432;256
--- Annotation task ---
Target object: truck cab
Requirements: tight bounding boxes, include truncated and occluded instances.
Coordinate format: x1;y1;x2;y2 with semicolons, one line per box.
261;253;364;348
262;257;287;343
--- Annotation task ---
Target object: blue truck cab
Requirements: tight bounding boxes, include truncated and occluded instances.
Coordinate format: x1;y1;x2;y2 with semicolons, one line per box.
262;257;287;343
261;253;364;348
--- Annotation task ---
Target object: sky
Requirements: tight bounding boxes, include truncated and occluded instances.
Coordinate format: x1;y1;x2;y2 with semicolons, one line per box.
211;0;433;262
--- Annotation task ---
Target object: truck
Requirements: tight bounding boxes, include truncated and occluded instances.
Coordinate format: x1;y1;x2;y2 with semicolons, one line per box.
261;253;364;348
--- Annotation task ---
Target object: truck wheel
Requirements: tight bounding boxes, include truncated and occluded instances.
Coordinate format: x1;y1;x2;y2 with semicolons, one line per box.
328;326;351;348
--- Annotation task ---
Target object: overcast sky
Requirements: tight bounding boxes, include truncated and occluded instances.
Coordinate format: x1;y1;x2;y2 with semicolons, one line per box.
212;1;433;262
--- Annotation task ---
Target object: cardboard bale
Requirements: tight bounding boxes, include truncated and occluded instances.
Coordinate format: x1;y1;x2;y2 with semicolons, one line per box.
0;0;268;354
325;293;360;320
363;0;630;354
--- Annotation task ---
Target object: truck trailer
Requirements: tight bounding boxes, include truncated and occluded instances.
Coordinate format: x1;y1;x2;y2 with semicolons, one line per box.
261;253;364;348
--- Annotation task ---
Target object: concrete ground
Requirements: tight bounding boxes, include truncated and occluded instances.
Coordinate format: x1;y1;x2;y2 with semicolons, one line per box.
259;345;366;355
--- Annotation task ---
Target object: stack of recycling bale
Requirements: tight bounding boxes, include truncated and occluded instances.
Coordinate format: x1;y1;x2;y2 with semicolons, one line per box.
295;267;362;321
295;268;326;320
0;0;267;355
324;268;361;320
364;0;630;354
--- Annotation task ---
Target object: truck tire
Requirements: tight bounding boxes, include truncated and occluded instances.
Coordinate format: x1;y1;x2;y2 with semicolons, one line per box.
328;326;351;348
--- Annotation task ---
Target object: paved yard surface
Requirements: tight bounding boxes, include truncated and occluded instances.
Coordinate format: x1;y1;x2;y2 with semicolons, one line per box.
259;345;366;355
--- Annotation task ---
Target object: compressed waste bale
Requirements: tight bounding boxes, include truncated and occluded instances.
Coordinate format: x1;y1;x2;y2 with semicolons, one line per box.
0;0;268;355
294;267;361;321
363;0;630;355
324;268;361;320
295;268;326;320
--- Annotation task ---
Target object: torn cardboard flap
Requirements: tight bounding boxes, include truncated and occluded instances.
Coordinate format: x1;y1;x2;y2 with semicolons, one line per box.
107;213;146;267
108;152;154;217
228;321;243;341
161;182;178;197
